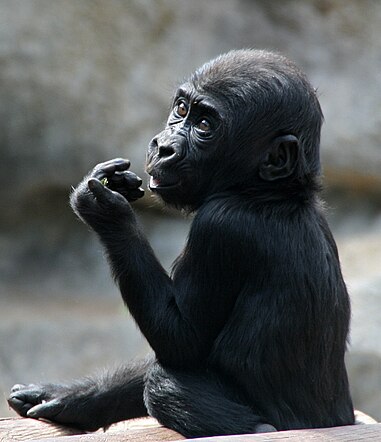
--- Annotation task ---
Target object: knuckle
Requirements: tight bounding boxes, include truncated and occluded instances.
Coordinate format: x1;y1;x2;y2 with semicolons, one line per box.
11;384;26;392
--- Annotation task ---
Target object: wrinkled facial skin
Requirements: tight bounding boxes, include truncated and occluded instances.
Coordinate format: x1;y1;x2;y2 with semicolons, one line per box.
146;83;224;210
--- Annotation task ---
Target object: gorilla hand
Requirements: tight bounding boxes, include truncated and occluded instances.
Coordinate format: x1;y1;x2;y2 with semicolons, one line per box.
97;159;145;203
70;158;143;231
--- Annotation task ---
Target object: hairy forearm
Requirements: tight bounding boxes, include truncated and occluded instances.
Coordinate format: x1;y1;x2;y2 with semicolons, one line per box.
98;221;203;367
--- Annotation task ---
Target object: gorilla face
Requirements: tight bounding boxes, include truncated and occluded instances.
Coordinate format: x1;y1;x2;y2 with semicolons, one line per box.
146;83;225;210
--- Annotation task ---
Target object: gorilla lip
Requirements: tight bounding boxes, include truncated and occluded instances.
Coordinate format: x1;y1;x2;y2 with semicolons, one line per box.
149;176;161;188
149;176;179;190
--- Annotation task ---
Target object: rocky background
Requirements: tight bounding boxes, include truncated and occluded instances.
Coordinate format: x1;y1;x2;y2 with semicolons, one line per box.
0;0;380;421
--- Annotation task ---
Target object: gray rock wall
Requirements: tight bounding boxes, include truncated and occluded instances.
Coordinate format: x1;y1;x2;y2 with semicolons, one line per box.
1;0;381;209
0;0;380;422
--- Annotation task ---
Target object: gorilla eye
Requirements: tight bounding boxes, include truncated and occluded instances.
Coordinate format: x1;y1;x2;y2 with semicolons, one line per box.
174;101;188;118
197;119;211;133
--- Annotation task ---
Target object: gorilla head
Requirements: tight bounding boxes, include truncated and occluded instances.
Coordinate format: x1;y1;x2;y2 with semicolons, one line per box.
146;49;323;210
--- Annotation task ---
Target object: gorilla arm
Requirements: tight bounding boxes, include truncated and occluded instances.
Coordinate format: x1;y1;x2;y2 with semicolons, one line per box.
70;159;237;370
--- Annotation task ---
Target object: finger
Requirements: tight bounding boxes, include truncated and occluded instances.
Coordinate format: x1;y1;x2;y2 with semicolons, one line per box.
88;178;114;204
109;171;143;189
8;396;34;417
8;386;44;417
9;387;44;404
116;189;142;201
93;158;130;180
121;171;143;188
123;188;145;201
27;399;61;419
98;158;131;170
10;384;27;393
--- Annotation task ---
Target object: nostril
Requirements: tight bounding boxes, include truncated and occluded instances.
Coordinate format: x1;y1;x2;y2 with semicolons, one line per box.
158;144;176;158
148;137;158;155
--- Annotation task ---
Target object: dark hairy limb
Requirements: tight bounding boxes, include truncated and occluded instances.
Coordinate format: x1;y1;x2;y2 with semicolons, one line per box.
70;159;238;370
144;362;276;438
8;359;151;431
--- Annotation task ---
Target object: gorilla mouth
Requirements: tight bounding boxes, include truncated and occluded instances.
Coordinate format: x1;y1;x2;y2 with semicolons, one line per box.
149;175;180;191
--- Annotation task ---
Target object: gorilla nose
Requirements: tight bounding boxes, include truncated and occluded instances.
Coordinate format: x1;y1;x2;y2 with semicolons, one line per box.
158;143;176;158
149;131;180;162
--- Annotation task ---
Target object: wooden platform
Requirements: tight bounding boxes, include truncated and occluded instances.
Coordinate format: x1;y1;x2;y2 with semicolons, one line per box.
0;411;379;442
0;417;183;442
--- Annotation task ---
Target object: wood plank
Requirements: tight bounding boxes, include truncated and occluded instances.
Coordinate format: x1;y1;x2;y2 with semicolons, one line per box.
0;411;378;442
189;423;381;441
0;417;84;441
26;423;381;442
28;418;184;442
30;426;183;442
0;417;183;442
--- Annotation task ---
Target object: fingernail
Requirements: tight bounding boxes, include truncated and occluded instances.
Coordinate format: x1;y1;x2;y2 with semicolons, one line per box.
88;179;96;190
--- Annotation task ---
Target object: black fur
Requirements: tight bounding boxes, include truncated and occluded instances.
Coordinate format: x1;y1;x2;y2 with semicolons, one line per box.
8;49;354;438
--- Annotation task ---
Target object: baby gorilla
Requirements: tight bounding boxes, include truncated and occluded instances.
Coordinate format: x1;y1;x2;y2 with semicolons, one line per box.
8;49;354;438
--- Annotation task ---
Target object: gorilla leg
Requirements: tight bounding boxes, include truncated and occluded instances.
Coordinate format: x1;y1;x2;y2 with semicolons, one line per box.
144;363;276;438
8;359;151;431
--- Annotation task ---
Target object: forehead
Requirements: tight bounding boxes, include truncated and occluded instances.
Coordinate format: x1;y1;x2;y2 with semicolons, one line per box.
175;82;207;101
174;82;228;116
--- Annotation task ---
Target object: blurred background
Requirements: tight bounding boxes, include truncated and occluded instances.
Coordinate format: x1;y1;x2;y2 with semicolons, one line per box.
0;0;380;421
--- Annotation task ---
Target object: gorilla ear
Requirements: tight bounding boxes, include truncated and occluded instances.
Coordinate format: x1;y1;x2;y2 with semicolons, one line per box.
259;135;300;181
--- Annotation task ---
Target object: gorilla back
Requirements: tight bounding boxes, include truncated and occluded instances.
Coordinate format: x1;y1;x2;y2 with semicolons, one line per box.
9;49;354;438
